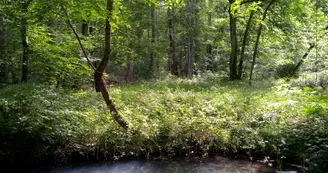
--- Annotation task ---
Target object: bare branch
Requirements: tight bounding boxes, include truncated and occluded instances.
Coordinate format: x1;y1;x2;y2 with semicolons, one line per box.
66;19;96;71
61;5;96;72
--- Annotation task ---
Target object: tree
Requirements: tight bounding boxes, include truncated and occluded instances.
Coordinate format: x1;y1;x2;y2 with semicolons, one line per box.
291;25;328;77
0;17;8;84
94;0;129;129
168;3;178;76
228;0;239;80
65;0;129;129
238;10;254;79
1;0;327;85
249;0;274;85
149;4;157;77
20;0;33;82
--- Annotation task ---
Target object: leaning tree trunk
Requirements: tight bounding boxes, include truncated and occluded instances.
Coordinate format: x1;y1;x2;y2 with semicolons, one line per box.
63;1;127;129
238;10;254;79
229;0;238;80
94;0;129;129
249;0;274;85
290;44;315;77
290;25;328;77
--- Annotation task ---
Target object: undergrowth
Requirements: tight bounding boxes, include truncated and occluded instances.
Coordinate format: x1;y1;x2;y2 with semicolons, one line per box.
0;76;328;172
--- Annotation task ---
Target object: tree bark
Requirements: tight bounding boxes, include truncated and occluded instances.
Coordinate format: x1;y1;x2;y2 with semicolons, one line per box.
249;0;274;85
94;0;129;130
21;0;32;83
238;10;254;79
229;0;238;80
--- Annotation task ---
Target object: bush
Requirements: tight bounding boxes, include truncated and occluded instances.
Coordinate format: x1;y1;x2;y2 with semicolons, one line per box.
275;61;296;78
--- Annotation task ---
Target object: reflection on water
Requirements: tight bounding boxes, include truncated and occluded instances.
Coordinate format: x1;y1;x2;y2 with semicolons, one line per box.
30;157;298;173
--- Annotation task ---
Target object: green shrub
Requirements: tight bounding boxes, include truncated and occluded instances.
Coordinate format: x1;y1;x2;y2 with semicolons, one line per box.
275;61;295;78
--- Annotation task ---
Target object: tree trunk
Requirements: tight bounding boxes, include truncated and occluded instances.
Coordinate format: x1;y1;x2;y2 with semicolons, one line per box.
290;44;315;77
0;17;8;83
238;10;254;79
206;11;214;71
229;0;238;80
168;8;178;75
289;25;328;77
187;35;193;77
206;43;213;71
186;0;194;78
126;63;134;83
249;0;274;85
94;0;129;130
149;5;156;78
65;2;128;129
205;0;215;71
192;0;200;74
82;22;89;36
21;0;32;83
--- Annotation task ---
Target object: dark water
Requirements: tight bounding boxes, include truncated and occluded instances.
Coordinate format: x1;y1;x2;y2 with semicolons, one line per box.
27;157;298;173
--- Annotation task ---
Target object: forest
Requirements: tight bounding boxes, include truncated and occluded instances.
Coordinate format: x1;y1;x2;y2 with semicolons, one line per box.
0;0;328;172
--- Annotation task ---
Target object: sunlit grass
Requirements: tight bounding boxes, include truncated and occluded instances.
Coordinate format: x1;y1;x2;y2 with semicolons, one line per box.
1;77;328;171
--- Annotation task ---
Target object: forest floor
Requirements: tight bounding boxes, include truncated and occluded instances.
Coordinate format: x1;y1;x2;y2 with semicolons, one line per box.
0;76;328;172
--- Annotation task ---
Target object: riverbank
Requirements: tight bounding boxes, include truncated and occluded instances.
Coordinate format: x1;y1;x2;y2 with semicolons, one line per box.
1;77;327;172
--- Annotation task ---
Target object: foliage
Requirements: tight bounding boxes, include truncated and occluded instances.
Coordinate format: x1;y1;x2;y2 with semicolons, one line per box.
1;78;328;171
275;60;296;78
291;70;328;89
1;0;328;172
0;84;108;165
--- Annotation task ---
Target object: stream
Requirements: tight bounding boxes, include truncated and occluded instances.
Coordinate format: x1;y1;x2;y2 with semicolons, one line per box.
26;157;299;173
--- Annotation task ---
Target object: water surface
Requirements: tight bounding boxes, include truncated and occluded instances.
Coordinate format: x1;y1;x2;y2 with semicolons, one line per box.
29;157;298;173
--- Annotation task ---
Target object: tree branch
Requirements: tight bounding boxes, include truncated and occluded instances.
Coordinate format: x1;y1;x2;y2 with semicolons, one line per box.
61;5;96;72
66;19;96;71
